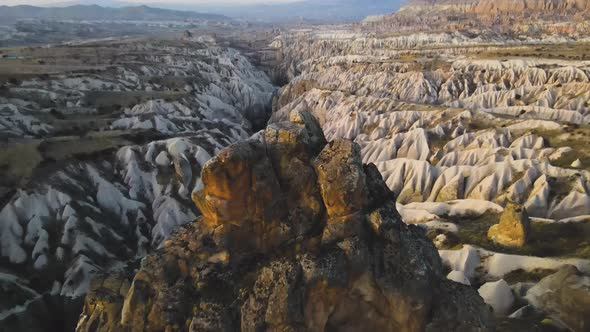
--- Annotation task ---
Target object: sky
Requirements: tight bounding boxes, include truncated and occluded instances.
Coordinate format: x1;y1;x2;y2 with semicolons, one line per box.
0;0;300;4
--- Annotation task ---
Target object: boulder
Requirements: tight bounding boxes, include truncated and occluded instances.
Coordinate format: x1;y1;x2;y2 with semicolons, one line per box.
439;245;481;279
487;202;531;247
571;159;582;169
173;154;192;189
525;265;590;332
447;270;471;285
77;112;495;332
427;280;495;331
478;279;515;317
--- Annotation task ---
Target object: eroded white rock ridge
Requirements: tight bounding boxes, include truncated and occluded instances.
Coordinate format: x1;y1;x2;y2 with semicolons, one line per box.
0;39;275;310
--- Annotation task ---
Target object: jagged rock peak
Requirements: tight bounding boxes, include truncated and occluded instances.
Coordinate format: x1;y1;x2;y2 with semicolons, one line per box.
76;110;494;332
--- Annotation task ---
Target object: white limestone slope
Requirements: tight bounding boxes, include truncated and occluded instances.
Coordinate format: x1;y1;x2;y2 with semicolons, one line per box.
0;40;276;314
275;85;590;220
271;26;590;325
272;23;590;221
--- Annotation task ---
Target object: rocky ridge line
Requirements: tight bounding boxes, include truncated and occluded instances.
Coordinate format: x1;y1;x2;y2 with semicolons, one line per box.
75;110;494;332
400;0;590;15
362;0;590;36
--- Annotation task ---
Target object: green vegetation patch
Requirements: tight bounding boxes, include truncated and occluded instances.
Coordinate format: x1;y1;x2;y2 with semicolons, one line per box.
362;122;380;135
82;90;187;113
143;74;206;91
533;125;590;171
38;132;132;161
427;132;451;152
478;42;590;61
503;268;557;284
454;214;590;259
0;140;43;189
497;316;564;332
452;212;500;250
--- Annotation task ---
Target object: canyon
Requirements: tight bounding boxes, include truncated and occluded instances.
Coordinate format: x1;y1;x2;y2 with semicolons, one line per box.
2;0;590;331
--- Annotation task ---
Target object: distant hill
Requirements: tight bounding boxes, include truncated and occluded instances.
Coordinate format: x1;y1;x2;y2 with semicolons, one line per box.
228;0;404;23
39;0;129;7
154;0;405;23
0;0;403;24
0;4;229;22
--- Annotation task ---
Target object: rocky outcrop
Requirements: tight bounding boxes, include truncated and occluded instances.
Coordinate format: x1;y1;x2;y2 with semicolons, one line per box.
487;203;531;247
525;265;590;332
76;110;494;332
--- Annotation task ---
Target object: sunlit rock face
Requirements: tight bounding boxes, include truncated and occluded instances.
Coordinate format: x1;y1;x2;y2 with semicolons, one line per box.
76;110;494;332
0;40;276;329
487;203;531;247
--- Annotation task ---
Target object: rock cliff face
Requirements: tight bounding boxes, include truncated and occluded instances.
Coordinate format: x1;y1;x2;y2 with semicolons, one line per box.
75;110;494;332
401;0;590;15
367;0;590;35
